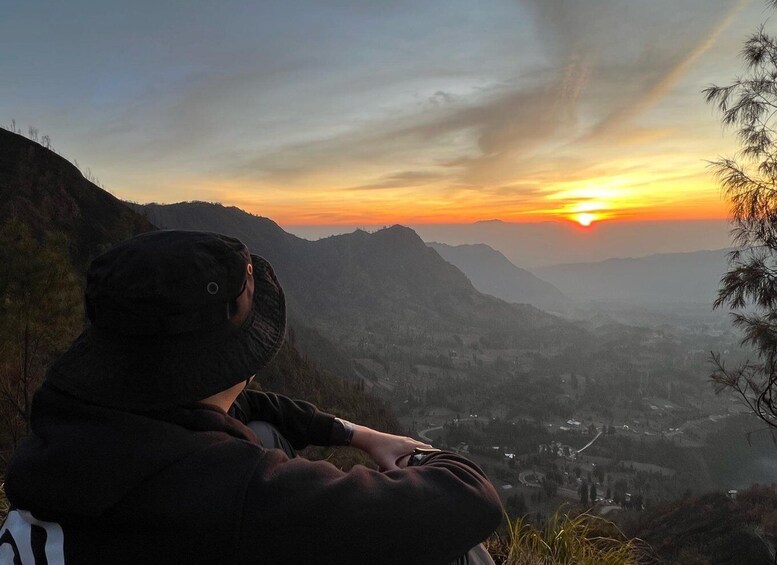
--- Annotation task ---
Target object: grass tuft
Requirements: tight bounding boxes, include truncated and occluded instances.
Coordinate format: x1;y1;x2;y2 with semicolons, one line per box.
486;509;656;565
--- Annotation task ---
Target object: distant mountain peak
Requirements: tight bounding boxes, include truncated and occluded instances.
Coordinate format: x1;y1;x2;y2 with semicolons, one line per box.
371;224;425;246
473;219;505;224
380;224;417;234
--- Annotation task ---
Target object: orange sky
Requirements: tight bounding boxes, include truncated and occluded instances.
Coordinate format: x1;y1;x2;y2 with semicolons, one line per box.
3;0;759;228
188;160;730;227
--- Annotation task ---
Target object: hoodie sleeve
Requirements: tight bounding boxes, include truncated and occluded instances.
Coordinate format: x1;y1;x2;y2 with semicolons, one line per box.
230;390;335;448
235;450;503;565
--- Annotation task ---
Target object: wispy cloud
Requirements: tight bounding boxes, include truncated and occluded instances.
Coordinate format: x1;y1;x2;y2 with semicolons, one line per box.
581;0;750;142
228;0;749;204
344;170;448;191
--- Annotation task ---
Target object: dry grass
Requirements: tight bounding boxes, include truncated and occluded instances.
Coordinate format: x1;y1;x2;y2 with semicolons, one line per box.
0;481;8;523
486;510;657;565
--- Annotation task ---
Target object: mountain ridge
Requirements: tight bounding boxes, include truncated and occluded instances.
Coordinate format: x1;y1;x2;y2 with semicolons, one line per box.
535;248;732;304
428;241;567;310
132;201;585;350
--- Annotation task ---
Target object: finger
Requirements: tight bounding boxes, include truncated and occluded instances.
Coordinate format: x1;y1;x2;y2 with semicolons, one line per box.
395;454;412;469
409;437;434;449
414;440;434;449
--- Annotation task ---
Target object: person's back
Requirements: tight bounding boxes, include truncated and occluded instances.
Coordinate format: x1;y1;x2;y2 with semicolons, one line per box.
1;230;502;564
4;385;257;564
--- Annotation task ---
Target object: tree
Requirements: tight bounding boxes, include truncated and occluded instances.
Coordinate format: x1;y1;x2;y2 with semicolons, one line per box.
705;0;777;432
505;493;527;517
590;482;597;503
579;482;589;505
0;220;82;462
541;476;558;498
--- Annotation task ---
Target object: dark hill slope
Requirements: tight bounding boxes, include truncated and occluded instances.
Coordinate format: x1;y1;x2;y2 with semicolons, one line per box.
0;128;153;271
628;484;777;564
133;202;581;346
428;242;567;309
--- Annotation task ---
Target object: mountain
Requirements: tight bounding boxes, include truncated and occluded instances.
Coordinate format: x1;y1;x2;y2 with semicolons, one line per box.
535;249;731;304
0;128;154;272
133;202;584;347
293;220;734;269
427;242;567;310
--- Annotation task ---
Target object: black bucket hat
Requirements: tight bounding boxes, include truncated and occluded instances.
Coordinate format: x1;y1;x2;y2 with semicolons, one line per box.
46;230;286;410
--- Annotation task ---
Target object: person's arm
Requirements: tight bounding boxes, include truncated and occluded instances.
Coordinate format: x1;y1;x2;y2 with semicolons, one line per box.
231;389;335;449
236;448;503;565
231;390;433;466
350;423;434;470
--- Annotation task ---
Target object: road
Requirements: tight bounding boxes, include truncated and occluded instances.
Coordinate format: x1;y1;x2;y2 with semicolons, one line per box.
416;416;482;444
417;426;443;444
576;431;603;454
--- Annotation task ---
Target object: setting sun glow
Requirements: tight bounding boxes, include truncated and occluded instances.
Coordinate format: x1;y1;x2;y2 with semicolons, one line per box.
575;213;597;227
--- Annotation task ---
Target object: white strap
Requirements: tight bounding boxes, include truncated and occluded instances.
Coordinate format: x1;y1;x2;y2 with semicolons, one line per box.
0;509;65;564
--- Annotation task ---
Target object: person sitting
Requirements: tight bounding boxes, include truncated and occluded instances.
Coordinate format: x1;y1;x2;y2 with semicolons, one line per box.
0;230;502;564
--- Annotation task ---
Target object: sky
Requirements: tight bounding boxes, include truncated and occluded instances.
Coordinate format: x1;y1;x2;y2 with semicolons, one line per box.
1;0;773;232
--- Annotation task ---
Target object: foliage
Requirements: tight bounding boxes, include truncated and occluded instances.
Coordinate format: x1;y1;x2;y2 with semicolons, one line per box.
505;493;528;518
486;510;653;565
628;484;777;564
705;1;777;431
0;220;82;464
0;127;155;274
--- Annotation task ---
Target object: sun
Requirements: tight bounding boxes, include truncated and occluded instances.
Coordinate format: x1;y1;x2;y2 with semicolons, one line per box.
575;213;597;227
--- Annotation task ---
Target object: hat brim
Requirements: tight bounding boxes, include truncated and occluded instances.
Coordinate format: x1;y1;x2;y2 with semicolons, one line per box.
46;255;286;411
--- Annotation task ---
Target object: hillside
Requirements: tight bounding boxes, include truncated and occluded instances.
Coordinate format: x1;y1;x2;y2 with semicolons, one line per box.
258;339;398;435
0;128;154;271
627;484;777;564
428;241;567;310
535;249;731;304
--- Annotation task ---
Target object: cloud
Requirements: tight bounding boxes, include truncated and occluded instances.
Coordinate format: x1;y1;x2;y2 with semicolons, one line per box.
427;91;456;107
228;0;744;202
580;0;750;142
344;170;449;191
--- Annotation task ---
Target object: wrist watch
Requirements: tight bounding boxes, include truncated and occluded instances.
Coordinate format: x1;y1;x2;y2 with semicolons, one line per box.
330;417;354;446
407;447;442;467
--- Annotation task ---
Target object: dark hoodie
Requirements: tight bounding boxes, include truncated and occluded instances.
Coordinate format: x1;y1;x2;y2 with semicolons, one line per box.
2;385;502;565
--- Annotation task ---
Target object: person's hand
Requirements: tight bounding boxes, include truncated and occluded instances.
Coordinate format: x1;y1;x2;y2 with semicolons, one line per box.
350;424;434;471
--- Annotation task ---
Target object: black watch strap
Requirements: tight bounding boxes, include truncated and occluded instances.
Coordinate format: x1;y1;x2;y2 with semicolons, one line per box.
407;447;442;467
330;418;354;446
